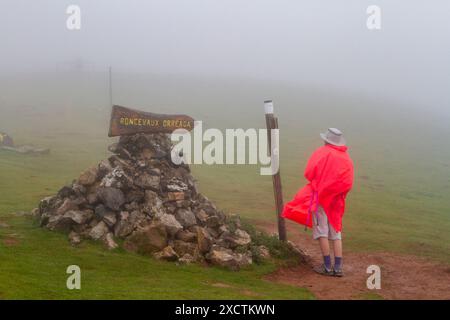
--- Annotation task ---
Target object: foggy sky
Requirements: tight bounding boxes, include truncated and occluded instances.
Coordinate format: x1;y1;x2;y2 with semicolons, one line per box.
1;0;449;109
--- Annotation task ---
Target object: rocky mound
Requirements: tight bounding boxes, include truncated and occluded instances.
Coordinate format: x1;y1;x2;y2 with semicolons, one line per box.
34;134;263;270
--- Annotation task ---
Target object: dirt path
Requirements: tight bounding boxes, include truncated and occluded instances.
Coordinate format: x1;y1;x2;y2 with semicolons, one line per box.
258;221;450;300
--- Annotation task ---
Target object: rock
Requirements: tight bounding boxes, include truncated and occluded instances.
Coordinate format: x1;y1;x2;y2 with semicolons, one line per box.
72;223;88;235
174;200;191;208
148;168;161;176
114;211;131;237
154;246;179;261
207;246;252;271
102;212;117;228
178;253;195;265
172;240;197;256
86;193;97;205
38;195;56;214
166;179;188;192
72;183;86;196
141;148;154;160
287;241;312;264
145;190;159;203
167;192;185;201
194;209;208;224
152;149;167;159
68;231;82;245
124;202;139;212
223;229;251;248
206;216;220;228
57;185;75;198
216;210;227;224
256;245;271;259
56;198;79;216
114;210;144;238
197;227;213;254
0;132;14;147
235;252;253;268
218;225;229;235
104;232;118;250
159;214;183;237
98;159;113;178
94;204;108;219
97;187;125;211
176;230;197;243
89;219;100;228
100;167;132;189
63;210;92;225
175;208;197;227
109;155;133;171
107;142;120;154
72;196;87;208
1;145;49;155
201;202;218;216
136;159;147;168
89;221;109;240
124;222;168;254
78;166;98;186
126;189;145;203
207;247;238;270
135;173;160;191
144;190;165;217
233;229;251;246
206;227;220;239
108;141;132;159
47;215;73;232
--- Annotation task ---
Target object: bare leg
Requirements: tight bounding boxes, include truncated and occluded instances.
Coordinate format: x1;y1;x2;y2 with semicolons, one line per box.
318;237;330;256
333;239;342;258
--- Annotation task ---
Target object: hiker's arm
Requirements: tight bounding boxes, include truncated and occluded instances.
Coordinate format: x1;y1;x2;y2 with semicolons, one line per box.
304;155;317;181
304;149;326;182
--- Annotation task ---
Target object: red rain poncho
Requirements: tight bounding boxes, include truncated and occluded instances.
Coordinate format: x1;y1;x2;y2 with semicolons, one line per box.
282;144;354;232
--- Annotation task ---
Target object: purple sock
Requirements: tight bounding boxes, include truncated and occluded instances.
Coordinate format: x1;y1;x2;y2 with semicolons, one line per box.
334;257;342;270
323;255;332;270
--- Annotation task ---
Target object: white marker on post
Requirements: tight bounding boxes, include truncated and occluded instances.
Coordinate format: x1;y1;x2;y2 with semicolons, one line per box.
264;100;274;114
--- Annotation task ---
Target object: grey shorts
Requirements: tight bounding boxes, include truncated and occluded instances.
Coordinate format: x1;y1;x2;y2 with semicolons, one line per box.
312;206;342;240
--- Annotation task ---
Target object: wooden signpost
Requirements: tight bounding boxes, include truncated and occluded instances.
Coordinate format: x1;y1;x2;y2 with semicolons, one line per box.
108;105;195;137
264;100;287;241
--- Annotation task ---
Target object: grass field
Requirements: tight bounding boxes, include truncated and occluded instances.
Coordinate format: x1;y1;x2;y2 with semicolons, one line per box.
0;72;449;299
0;213;313;299
0;147;313;300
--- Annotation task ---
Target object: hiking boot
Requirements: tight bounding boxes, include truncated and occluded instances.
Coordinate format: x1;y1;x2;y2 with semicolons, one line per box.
333;267;344;277
313;264;333;276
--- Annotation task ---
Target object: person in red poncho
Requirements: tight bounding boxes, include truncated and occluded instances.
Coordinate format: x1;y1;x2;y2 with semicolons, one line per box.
282;128;354;276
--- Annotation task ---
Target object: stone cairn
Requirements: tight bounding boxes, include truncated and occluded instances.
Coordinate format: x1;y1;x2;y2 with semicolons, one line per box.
34;134;266;270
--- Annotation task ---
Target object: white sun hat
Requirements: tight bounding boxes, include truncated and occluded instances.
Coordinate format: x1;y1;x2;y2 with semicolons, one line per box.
320;128;346;146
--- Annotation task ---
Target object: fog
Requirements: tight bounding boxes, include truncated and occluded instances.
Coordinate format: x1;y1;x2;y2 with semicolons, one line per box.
1;0;449;112
1;1;450;257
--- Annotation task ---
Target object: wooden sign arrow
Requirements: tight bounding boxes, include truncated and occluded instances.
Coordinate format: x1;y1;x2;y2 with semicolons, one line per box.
108;105;195;137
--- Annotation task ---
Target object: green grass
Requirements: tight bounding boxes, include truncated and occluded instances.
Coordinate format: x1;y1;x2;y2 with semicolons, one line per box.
0;214;313;299
0;136;313;299
0;148;313;300
1;72;449;299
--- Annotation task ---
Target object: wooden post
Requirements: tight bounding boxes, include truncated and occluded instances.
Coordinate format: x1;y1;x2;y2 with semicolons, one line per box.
264;100;287;241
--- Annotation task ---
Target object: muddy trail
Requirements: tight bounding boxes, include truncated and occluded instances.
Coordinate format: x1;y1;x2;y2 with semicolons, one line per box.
258;221;450;300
